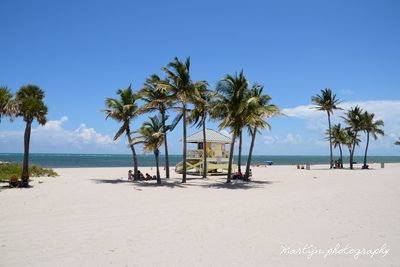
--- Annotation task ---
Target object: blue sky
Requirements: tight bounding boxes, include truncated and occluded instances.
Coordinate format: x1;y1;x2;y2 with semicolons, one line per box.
1;0;400;155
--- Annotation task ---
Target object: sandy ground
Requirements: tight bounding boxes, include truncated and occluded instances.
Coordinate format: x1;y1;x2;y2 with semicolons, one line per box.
1;163;399;267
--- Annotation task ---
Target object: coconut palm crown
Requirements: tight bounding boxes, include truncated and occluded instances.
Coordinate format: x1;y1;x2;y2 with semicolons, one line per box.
396;138;400;146
0;86;14;123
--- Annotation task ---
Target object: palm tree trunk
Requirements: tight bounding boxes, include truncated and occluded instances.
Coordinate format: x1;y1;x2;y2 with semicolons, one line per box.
350;134;356;170
238;130;242;173
202;114;207;178
227;132;236;183
348;148;352;168
182;104;187;183
126;127;139;180
363;132;370;168
338;143;343;168
349;148;354;169
161;110;170;178
21;120;32;187
155;149;161;185
327;112;333;169
245;127;257;180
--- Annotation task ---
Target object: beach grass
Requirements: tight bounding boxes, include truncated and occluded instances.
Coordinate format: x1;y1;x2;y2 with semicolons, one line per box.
0;163;58;182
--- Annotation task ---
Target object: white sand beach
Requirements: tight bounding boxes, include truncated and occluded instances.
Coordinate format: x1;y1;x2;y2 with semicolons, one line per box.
1;164;399;266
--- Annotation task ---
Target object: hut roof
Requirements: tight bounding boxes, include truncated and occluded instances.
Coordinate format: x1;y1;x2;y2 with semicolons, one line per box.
186;129;231;144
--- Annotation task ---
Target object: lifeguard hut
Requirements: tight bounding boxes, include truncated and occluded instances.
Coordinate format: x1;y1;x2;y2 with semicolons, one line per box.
175;129;237;175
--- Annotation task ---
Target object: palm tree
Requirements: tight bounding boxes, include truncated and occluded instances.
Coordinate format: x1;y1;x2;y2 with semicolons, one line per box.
361;112;384;168
329;123;346;168
244;84;279;180
131;116;165;185
343;129;360;167
15;85;48;187
311;89;341;168
396;138;400;146
212;71;248;183
161;57;207;183
343;106;364;169
0;86;13;123
188;85;212;178
103;86;140;180
139;74;174;178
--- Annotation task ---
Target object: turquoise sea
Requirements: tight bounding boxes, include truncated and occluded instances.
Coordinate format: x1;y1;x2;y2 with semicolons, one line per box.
1;153;400;168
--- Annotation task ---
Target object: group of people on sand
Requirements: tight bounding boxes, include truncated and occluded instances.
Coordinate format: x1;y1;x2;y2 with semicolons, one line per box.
297;164;305;169
128;170;156;181
333;160;343;169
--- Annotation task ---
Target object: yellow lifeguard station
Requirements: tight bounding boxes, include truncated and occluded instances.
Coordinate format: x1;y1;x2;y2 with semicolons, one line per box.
175;129;237;175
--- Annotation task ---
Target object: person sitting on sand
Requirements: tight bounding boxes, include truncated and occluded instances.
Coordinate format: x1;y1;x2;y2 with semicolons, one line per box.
128;170;133;180
145;173;152;180
137;170;145;180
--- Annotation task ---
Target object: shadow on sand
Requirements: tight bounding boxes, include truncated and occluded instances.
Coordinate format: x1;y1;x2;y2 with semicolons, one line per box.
132;180;187;189
200;180;274;190
91;176;275;190
91;178;132;184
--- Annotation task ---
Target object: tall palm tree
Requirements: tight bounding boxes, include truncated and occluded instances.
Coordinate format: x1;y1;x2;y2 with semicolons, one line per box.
343;106;364;169
212;71;248;183
161;57;207;183
361;112;384;168
311;88;341;168
131;116;165;185
15;85;48;187
244;84;279;180
103;86;140;180
139;74;174;178
329;123;346;168
188;85;212;178
0;86;13;123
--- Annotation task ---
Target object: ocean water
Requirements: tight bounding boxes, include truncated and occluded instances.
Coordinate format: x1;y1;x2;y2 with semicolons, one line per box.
1;153;400;168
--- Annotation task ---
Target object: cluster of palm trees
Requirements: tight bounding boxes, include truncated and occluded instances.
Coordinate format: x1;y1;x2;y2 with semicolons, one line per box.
102;57;279;184
0;85;48;186
312;89;384;169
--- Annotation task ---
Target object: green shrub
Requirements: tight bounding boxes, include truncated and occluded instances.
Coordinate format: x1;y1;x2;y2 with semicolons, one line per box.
0;163;58;182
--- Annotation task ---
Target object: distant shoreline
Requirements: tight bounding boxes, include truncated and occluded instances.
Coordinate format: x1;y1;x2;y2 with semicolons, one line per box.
1;153;399;168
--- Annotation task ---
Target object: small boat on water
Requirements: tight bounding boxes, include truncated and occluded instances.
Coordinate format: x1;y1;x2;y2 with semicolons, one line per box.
265;160;274;165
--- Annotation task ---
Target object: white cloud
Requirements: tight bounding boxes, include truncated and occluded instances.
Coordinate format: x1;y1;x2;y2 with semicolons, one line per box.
280;100;400;154
264;135;277;145
41;116;68;131
282;100;400;120
264;133;301;145
340;89;354;96
283;133;301;144
281;104;320;119
73;124;114;145
0;116;117;153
